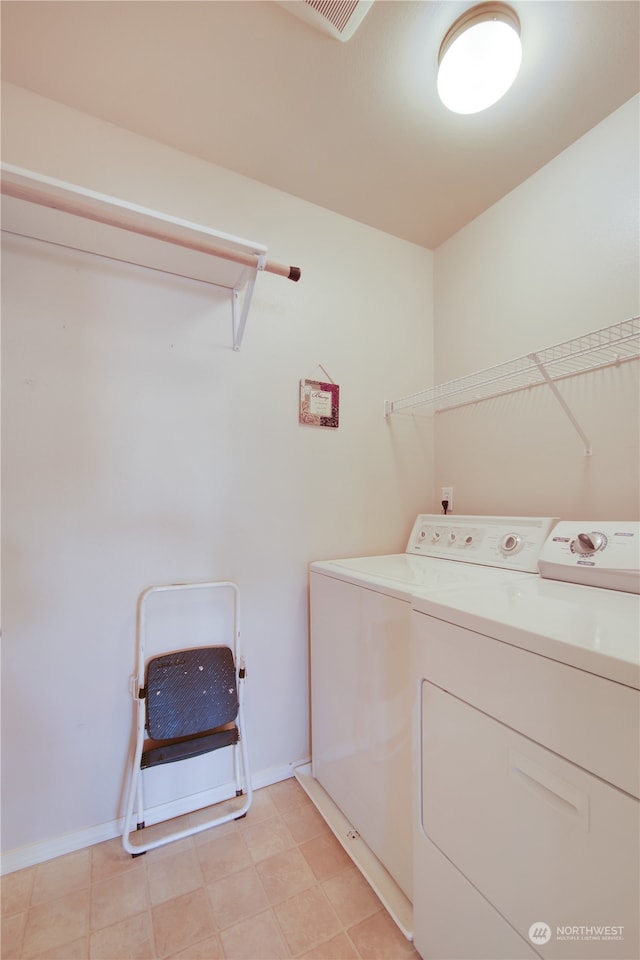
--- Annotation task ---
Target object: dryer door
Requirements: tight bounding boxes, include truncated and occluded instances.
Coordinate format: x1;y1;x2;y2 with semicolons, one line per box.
420;680;640;959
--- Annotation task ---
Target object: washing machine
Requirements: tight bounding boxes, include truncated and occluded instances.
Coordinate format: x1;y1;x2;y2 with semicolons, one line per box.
305;514;558;938
412;521;640;960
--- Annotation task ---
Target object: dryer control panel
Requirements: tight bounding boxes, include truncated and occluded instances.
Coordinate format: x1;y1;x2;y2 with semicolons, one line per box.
538;521;640;593
406;515;559;572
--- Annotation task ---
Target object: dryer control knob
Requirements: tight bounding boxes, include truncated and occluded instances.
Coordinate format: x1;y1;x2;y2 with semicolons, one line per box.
448;532;457;544
432;531;441;542
574;532;606;554
464;535;473;545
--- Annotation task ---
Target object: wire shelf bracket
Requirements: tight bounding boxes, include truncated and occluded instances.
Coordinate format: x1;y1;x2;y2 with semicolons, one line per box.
384;317;640;456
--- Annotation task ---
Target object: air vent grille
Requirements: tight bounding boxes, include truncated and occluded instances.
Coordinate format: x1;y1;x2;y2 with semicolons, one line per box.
276;0;374;41
307;1;360;34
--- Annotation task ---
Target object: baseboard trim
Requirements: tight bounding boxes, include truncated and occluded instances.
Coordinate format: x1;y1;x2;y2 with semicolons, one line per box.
1;760;306;875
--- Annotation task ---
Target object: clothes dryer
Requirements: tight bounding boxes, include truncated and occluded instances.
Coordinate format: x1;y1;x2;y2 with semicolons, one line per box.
411;521;640;960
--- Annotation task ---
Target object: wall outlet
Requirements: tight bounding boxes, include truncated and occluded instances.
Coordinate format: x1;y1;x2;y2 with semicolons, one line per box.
441;486;453;512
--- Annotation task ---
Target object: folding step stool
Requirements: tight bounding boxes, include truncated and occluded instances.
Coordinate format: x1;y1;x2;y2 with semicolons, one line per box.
122;580;252;855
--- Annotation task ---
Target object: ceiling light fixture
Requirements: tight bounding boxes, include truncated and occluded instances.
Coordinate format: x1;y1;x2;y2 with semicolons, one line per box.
437;2;522;114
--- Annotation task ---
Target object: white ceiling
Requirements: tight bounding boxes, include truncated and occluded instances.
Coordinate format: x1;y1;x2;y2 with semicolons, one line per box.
1;0;638;248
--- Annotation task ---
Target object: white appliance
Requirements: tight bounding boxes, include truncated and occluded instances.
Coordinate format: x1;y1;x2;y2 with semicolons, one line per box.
304;514;558;938
412;521;640;960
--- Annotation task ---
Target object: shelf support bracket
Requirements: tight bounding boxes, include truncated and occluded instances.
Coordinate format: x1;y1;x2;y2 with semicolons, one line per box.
231;254;266;351
529;352;592;456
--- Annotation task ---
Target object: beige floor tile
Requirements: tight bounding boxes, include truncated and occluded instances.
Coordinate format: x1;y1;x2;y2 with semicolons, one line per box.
256;847;316;905
88;911;154;959
191;821;238;848
1;869;35;918
91;836;145;882
196;831;252;885
219;908;289;960
151;888;216;959
1;911;25;959
31;848;91;905
299;834;351;882
321;866;382;928
146;847;204;907
347;911;420;959
273;886;342;956
165;932;223;959
188;797;246;839
90;865;148;932
299;931;360;959
32;936;89;959
267;779;310;816
236;788;279;826
207;866;269;930
21;888;89;959
285;803;330;844
242;815;297;864
190;820;239;847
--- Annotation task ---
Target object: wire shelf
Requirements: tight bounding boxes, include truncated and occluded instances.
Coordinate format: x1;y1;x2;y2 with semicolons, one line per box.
384;317;640;416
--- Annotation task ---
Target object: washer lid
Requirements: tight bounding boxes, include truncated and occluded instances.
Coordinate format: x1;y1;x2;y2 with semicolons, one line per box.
310;553;536;599
412;577;640;689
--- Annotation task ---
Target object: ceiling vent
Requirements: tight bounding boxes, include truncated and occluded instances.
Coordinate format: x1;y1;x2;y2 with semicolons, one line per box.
276;1;374;41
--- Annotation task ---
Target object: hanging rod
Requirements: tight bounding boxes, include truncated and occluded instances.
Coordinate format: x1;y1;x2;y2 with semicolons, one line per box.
384;317;640;455
0;163;301;283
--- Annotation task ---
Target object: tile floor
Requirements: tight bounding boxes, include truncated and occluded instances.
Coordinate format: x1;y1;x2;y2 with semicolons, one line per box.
2;779;420;960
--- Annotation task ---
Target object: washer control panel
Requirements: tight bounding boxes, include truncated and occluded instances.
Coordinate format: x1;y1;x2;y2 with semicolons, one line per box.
407;515;559;572
538;521;640;593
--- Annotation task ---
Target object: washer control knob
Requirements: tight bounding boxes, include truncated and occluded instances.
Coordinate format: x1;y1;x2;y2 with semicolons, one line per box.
432;531;441;542
501;533;521;554
464;535;473;545
448;532;457;544
419;529;427;539
573;532;606;554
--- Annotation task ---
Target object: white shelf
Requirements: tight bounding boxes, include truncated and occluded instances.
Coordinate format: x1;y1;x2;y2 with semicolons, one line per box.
385;318;640;415
0;163;300;350
384;318;640;455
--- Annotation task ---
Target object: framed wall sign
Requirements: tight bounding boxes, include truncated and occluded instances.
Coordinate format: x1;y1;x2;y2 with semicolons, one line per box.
299;379;340;428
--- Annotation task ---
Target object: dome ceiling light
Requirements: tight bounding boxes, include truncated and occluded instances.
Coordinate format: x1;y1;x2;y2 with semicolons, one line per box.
437;2;522;114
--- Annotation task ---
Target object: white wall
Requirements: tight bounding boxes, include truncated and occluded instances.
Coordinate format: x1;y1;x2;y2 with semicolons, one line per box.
0;83;434;868
3;81;638;871
433;95;640;520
